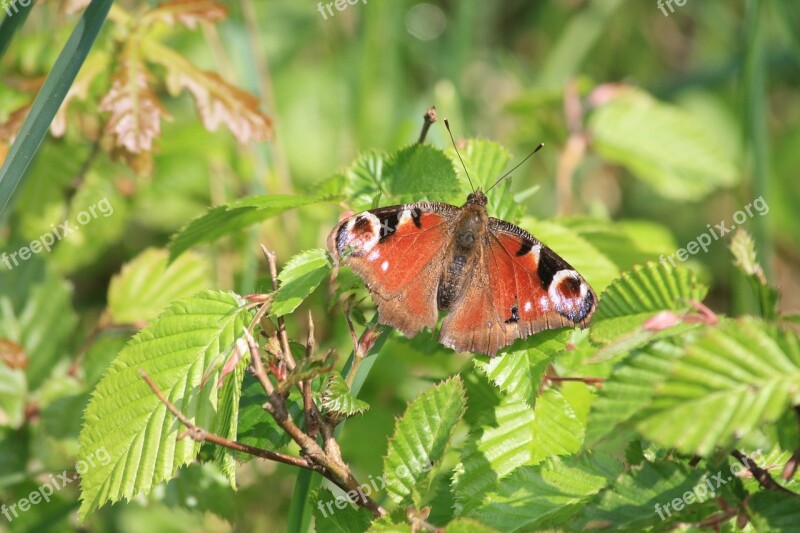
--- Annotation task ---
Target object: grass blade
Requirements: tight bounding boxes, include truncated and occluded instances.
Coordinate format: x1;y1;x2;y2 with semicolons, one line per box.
0;0;114;215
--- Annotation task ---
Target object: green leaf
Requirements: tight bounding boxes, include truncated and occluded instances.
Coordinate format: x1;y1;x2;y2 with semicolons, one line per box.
530;388;584;464
446;140;517;219
444;518;499;533
588;87;738;200
591;261;708;343
236;373;301;456
748;491;800;531
473;329;571;407
383;144;459;200
311;488;373;533
0;258;78;390
383;377;466;505
168;194;337;261
0;0;113;214
160;462;236;522
272;249;331;317
585;340;684;446
322;373;370;419
108;248;212;324
471;453;622;532
213;352;248;489
0;362;26;429
340;150;389;212
77;290;250;520
453;397;536;513
635;317;800;456
581;461;718;530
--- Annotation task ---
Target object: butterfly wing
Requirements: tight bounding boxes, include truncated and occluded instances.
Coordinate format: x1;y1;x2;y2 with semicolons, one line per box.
327;202;458;337
438;218;596;356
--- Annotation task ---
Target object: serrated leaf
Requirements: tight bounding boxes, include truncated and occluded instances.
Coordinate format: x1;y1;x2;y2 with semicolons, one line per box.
383;377;466;505
144;39;272;143
730;229;778;319
453;397;535;513
169;194;334;260
585;340;684;446
591;261;708;343
272;249;331;317
77;290;250;520
322;372;369;418
446;140;517;219
530;388;584;464
748;491;800;531
0;363;26;429
635;318;800;456
383;144;459;200
473;329;571;407
340;150;388;212
470;454;622;532
108;248;211;324
213;353;247;489
589;87;737;200
100;43;170;155
444;518;499;533
311;488;373;533
235;373;302;457
581;461;718;530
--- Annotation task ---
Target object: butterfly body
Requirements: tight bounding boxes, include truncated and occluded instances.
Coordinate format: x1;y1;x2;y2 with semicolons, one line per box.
328;189;596;356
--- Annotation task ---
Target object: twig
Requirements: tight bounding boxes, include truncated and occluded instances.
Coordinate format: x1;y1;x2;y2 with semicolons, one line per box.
261;244;296;370
544;375;605;387
417;106;437;144
244;328;275;396
303;312;320;439
731;450;796;495
139;369;308;470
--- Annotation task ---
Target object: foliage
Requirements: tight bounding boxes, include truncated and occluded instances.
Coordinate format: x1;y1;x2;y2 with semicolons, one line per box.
1;1;799;532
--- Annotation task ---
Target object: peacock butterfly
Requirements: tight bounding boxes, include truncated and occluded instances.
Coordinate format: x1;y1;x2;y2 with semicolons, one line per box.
327;125;597;357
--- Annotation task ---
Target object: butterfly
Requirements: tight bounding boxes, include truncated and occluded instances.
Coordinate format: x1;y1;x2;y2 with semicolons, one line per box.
326;131;597;357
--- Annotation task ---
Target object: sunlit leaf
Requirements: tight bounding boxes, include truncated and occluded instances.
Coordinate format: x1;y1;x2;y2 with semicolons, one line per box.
272;249;331;317
78;290;250;519
311;488;372;533
322;372;369;419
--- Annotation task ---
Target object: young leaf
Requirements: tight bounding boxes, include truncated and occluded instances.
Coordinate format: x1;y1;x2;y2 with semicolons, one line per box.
322;372;370;419
77;290;250;520
108;248;211;324
272;249;332;317
339;150;389;212
470;453;622;532
589;87;737;200
730;229;779;319
446;140;518;220
144;40;272;143
311;488;372;533
100;44;171;155
383;377;467;505
591;261;708;343
635;318;800;456
169;194;336;261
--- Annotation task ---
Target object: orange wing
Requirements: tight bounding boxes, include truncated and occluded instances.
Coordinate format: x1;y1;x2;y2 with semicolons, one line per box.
327;203;458;337
438;219;596;356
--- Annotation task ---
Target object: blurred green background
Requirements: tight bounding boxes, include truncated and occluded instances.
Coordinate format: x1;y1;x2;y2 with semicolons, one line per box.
0;0;799;530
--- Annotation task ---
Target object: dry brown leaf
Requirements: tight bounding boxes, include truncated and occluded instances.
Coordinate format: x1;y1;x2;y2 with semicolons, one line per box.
145;0;227;29
145;40;272;143
99;52;171;154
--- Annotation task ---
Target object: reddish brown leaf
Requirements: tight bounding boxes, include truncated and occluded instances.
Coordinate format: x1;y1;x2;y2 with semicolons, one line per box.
144;40;273;143
0;339;27;370
145;0;227;29
99;50;171;154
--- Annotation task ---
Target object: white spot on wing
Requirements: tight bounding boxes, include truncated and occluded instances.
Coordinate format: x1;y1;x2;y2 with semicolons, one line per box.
548;269;587;318
539;296;550;312
524;301;532;313
381;260;389;272
368;250;380;261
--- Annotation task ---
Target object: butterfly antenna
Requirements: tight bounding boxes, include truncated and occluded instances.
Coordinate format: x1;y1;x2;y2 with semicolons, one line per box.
444;118;475;193
485;143;545;194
